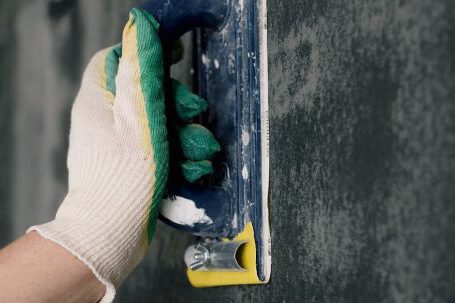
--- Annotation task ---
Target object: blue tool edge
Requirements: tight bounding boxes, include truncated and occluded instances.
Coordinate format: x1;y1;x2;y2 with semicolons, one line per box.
140;0;269;282
195;0;268;281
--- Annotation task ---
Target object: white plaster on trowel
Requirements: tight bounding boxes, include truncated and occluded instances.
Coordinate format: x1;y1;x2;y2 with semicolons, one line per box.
258;0;271;283
238;0;244;12
242;165;249;180
201;54;211;67
232;213;238;229
242;129;250;146
160;196;213;227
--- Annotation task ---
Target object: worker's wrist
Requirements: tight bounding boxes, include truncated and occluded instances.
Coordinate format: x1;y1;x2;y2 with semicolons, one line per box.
26;188;152;303
27;220;117;303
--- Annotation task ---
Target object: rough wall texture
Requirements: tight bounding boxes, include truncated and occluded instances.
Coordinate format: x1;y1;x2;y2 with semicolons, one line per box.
0;0;454;302
266;0;455;302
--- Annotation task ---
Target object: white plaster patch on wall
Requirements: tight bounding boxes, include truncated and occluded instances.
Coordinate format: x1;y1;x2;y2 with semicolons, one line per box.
160;196;213;227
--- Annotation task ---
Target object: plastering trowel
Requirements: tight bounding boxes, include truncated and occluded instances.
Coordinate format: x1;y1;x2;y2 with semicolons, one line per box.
140;0;270;286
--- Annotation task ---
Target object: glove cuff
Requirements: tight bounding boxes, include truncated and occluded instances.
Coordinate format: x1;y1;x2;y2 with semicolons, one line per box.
27;194;150;303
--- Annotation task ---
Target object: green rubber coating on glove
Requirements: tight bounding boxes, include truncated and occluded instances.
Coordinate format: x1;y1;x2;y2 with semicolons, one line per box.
104;44;122;95
131;8;168;243
172;80;207;121
182;160;213;183
179;124;220;161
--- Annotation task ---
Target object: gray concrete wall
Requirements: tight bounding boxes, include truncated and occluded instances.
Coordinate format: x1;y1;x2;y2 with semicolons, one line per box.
1;0;455;302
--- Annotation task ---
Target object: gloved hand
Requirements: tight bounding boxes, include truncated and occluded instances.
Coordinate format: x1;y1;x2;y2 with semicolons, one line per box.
27;8;219;303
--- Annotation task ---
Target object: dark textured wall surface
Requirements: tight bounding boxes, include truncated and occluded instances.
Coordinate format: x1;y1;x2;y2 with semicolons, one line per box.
1;0;455;302
266;0;455;302
0;0;15;247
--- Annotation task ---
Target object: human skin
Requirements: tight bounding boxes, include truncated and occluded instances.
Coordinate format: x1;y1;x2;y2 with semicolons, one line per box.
0;232;105;303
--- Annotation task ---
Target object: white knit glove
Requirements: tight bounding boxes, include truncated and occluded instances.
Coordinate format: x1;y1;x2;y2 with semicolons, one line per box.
27;8;218;303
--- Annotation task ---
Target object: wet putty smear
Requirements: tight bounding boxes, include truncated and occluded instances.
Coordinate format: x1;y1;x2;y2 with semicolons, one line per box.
161;195;213;227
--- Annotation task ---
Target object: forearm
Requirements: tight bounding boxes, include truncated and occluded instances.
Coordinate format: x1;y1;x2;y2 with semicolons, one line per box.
0;232;105;303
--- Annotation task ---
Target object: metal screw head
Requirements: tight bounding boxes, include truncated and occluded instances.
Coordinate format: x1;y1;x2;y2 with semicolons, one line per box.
184;240;248;271
184;243;209;270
